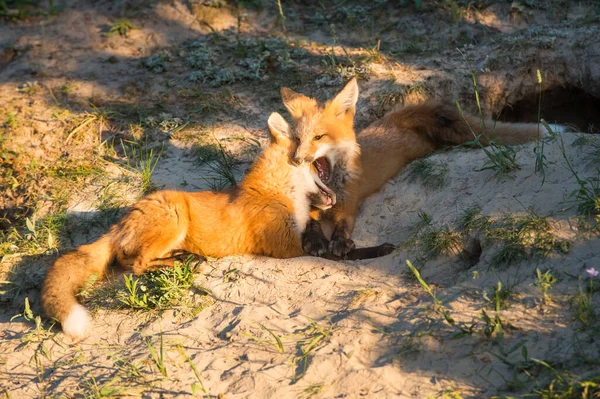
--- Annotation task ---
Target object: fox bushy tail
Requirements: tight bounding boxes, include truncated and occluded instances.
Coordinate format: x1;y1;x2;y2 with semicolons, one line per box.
388;100;552;148
41;234;115;338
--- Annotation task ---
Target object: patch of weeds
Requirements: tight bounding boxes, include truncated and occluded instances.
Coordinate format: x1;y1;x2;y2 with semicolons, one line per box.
299;382;325;399
11;297;57;396
349;288;379;309
121;139;163;195
457;207;570;269
145;330;168;377
490;243;528;269
375;86;405;116
104;18;135;37
530;359;600;398
118;258;210;317
0;131;17;163
572;134;600;165
534;268;557;304
0;0;62;19
3;210;70;256
143;50;172;73
405;158;450;190
403;211;462;259
556;131;600;232
316;23;370;87
571;272;598;327
406;260;476;337
185;34;303;86
64;107;113;144
484;276;519;310
487;340;536;392
193;140;221;165
241;322;286;354
292;319;334;382
202;140;239;190
81;373;134;398
178;87;242;116
177;345;211;397
143;112;186;133
456;205;491;233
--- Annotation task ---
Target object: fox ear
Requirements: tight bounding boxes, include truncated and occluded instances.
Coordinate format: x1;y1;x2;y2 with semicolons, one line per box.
267;112;290;143
330;77;359;117
281;87;314;118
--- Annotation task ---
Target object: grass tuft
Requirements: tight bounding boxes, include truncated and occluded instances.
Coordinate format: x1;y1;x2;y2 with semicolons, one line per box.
405;158;450;190
118;257;210;317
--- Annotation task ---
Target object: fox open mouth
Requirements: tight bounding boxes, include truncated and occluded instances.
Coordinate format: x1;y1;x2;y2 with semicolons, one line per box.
313;157;331;183
311;157;335;208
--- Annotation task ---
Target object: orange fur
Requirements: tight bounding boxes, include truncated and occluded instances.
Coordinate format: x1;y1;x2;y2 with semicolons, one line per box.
41;122;332;337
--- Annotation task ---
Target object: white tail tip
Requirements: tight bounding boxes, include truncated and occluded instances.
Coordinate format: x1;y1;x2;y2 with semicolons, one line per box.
62;304;92;339
542;123;568;136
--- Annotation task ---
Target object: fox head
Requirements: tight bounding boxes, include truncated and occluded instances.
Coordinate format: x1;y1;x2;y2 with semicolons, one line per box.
272;78;361;193
280;77;359;164
267;112;336;211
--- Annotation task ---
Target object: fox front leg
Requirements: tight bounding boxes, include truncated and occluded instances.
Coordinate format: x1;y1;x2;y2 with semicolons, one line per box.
302;218;330;257
329;219;356;257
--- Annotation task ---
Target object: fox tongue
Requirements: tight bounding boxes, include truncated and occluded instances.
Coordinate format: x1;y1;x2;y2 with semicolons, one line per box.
314;157;330;182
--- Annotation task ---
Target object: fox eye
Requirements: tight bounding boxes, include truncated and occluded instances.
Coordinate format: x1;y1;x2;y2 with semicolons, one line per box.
295;137;301;144
313;135;324;141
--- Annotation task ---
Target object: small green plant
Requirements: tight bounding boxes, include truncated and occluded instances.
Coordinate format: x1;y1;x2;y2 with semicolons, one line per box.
292;319;334;382
555;129;600;231
456;205;491;233
177;345;210;398
122;140;164;195
572;269;597;327
480;282;504;338
104;19;135;37
81;373;131;398
242;322;286;354
11;297;57;397
534;268;558;303
299;382;325;399
404;212;462;259
458;207;570;269
406;260;475;337
202;140;238;190
405;158;450;190
145;330;167;377
119;258;209;314
530;358;600;398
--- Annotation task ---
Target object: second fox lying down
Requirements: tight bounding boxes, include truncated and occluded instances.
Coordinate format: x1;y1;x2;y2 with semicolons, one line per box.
275;78;558;257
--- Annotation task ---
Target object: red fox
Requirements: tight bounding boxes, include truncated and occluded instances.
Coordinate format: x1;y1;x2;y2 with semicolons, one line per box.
41;112;338;339
279;78;560;257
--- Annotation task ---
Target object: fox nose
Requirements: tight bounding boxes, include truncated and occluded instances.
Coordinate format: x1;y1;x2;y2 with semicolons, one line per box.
292;157;302;165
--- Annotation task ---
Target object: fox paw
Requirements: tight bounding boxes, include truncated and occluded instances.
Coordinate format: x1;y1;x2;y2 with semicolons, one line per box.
329;236;355;258
302;231;330;257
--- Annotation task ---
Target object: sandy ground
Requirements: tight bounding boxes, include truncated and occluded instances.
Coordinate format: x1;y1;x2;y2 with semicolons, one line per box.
1;1;600;398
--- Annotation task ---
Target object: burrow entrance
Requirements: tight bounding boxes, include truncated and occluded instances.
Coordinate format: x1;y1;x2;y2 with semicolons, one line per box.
498;85;600;133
